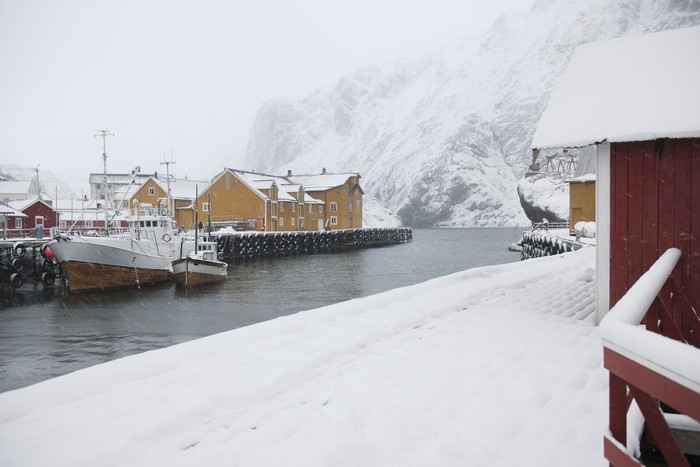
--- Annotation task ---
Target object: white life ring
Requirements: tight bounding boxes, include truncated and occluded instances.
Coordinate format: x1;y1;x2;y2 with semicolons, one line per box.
162;233;172;243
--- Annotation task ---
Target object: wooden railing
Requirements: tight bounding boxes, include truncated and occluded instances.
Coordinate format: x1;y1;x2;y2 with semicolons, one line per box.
600;248;700;466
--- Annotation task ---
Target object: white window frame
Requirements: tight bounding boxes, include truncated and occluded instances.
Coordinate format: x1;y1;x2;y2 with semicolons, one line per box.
291;217;295;227
202;202;210;212
356;199;361;212
148;187;155;195
59;220;67;228
280;202;284;212
319;205;323;214
330;202;337;212
15;218;22;229
35;216;44;226
279;217;284;226
330;216;337;225
292;203;295;213
85;220;94;228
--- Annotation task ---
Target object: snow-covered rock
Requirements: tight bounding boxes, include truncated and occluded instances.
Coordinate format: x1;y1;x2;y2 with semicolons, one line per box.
244;0;700;227
517;172;569;224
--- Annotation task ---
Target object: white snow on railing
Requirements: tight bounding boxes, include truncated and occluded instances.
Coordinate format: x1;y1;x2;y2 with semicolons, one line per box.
600;248;700;393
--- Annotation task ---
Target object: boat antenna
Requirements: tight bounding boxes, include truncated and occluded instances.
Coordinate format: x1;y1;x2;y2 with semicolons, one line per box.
160;150;175;218
94;130;115;235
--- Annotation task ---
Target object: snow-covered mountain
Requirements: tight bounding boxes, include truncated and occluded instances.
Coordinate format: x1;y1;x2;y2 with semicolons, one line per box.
0;164;78;200
245;0;700;227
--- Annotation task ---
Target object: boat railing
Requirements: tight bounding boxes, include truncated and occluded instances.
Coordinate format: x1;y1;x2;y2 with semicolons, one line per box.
600;248;700;465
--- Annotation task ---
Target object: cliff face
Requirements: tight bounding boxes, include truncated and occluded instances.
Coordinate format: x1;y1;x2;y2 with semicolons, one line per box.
245;0;700;227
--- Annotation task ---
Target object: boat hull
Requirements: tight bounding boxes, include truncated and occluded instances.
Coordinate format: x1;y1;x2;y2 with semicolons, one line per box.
49;236;174;293
171;257;227;287
61;261;171;292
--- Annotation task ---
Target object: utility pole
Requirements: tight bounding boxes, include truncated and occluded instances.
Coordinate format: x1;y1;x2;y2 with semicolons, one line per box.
34;165;41;199
94;130;115;235
160;152;175;219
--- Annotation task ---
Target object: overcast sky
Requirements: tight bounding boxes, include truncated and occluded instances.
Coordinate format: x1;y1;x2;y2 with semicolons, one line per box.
0;0;534;194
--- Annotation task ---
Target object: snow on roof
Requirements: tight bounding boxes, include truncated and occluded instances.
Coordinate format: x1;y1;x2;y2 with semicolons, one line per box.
532;26;700;149
289;173;359;191
0;180;33;195
170;178;209;199
0;204;27;217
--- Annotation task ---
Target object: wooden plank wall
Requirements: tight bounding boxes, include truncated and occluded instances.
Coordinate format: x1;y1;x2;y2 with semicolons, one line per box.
609;138;700;313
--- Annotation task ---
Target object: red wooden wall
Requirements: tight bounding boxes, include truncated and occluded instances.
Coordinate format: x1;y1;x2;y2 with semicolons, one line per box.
610;137;700;312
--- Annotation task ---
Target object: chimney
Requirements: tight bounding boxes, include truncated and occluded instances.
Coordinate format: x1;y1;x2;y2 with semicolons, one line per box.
322;167;326;175
287;169;292;177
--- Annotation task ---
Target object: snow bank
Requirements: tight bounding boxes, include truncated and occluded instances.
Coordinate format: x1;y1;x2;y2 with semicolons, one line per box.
0;248;606;466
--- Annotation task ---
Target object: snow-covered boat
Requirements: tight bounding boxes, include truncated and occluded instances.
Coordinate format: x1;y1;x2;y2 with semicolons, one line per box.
48;202;178;293
171;240;227;287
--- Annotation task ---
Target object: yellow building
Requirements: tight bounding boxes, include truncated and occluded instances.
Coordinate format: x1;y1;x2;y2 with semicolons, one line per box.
289;170;363;230
129;168;363;232
568;178;596;226
129;176;208;229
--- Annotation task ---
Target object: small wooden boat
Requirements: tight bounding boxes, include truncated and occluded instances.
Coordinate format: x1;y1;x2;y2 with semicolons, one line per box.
171;186;227;287
171;240;227;287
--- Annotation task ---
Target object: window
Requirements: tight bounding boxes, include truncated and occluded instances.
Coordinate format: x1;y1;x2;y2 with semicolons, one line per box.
148;187;155;195
203;202;210;212
330;202;337;212
15;218;22;229
356;199;361;212
85;220;94;228
330;216;337;225
35;216;44;226
279;217;284;226
280;202;284;212
319;205;323;214
291;217;295;227
60;220;67;228
292;203;295;213
309;205;313;214
349;203;352;213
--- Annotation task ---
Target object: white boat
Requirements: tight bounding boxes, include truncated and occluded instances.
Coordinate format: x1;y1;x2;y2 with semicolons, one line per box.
171;240;227;287
48;202;178;293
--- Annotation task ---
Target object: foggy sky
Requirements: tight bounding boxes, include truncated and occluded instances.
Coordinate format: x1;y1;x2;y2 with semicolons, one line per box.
0;0;534;194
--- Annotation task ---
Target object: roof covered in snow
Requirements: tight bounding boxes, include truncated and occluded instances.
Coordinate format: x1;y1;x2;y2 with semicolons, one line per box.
288;173;360;191
0;180;34;195
532;26;700;149
0;204;27;218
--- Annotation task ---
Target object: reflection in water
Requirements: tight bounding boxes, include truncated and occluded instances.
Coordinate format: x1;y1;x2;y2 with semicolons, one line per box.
0;228;523;392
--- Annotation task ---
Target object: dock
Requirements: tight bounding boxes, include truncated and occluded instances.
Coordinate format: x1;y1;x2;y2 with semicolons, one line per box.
214;227;413;262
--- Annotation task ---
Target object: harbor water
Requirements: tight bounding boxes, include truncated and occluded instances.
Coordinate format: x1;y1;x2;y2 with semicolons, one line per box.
0;228;523;393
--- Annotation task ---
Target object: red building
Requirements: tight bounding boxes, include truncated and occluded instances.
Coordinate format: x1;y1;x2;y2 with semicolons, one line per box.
531;26;700;465
8;198;59;237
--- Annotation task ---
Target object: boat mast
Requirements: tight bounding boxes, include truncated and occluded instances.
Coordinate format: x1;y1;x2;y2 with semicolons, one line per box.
95;130;115;235
194;185;199;255
160;152;175;218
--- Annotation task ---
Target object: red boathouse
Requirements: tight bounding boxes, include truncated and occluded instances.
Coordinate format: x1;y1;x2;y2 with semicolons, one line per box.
532;26;700;466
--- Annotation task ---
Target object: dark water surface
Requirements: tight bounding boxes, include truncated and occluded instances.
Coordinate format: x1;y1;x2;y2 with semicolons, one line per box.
0;228;522;393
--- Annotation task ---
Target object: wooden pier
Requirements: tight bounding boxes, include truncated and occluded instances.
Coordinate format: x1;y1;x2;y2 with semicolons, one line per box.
214;227;413;262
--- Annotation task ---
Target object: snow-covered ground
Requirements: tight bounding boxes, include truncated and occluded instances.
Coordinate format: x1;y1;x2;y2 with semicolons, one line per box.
0;248;607;466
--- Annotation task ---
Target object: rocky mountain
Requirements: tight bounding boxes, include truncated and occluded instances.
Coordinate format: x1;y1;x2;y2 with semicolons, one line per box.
244;0;700;227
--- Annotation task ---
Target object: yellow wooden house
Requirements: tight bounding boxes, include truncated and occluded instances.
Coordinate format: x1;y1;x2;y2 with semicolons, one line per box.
130;168;363;232
288;170;363;230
